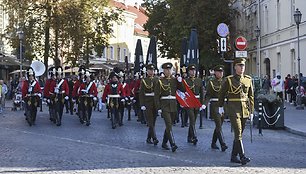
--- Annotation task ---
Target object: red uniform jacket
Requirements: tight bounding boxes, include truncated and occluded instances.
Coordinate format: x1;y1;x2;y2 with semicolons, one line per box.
52;79;69;95
130;79;140;97
72;80;82;98
22;80;42;98
121;82;131;97
102;82;126;103
78;81;98;96
43;78;56;98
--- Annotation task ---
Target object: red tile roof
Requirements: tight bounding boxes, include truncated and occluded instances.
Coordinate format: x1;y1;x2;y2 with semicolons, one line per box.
109;0;149;36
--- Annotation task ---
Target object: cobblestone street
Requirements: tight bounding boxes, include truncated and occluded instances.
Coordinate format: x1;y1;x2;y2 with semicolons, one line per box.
0;104;305;174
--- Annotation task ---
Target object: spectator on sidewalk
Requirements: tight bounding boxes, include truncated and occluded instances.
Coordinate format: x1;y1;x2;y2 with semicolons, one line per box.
285;74;294;103
0;80;8;113
262;74;271;94
271;73;284;101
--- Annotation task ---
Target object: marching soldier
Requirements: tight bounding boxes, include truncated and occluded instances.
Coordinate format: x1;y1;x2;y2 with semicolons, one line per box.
102;69;126;129
78;71;98;126
184;64;206;145
118;70;130;125
22;67;42;125
178;66;188;127
44;67;57;122
205;65;228;151
53;66;69;126
139;64;159;145
154;62;185;152
218;58;254;165
72;66;86;122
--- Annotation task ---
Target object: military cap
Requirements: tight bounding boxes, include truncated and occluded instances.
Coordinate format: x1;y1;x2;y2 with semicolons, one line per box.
146;64;155;70
109;71;119;79
187;64;197;71
213;65;224;72
161;62;173;69
181;65;187;74
234;58;246;65
27;67;35;77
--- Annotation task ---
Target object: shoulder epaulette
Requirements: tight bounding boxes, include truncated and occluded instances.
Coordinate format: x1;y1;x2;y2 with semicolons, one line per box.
244;75;252;79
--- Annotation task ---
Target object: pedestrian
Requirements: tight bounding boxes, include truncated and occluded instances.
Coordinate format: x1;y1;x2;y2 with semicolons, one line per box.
0;80;8;113
97;79;105;112
262;74;271;94
154;62;185;152
271;72;284;101
205;65;228;151
139;64;159;145
218;58;254;165
184;64;205;145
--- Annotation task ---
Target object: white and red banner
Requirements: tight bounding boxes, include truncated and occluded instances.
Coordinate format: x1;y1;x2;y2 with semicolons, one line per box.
176;80;202;108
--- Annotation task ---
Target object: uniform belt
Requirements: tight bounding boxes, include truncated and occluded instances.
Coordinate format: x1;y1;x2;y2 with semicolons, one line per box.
145;93;154;96
161;95;176;100
228;98;248;102
210;98;218;102
108;94;121;98
195;95;200;99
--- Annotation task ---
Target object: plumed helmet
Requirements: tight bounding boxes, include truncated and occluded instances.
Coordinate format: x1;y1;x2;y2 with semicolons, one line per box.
48;67;56;77
27;67;35;77
56;66;63;76
78;65;86;76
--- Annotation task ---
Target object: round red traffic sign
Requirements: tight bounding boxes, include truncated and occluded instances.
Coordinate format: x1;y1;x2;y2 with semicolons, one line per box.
235;36;247;51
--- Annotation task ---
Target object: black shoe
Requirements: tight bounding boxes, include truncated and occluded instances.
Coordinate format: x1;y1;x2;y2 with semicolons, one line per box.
211;143;220;150
146;138;153;144
230;156;241;163
192;138;198;145
171;144;178;152
153;139;159;146
112;125;116;129
86;121;91;126
80;119;84;124
240;156;251;165
181;124;184;128
187;137;192;143
56;123;61;126
162;143;170;150
221;144;228;152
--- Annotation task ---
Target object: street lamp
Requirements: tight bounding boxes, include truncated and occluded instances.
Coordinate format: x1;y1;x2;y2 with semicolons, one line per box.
294;8;304;110
17;30;24;78
255;26;261;78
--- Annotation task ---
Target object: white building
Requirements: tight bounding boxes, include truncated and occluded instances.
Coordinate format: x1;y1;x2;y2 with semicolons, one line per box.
232;0;306;78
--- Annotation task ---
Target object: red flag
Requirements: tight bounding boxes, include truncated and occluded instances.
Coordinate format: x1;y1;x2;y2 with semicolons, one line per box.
176;80;202;108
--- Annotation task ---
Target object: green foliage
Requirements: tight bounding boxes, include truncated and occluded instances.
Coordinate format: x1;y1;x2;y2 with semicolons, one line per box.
143;0;236;70
2;0;121;67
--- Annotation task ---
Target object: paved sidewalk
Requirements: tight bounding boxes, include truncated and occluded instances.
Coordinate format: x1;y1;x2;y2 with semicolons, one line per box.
284;102;306;137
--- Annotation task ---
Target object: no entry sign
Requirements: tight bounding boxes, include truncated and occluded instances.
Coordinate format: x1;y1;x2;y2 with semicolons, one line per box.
235;36;247;51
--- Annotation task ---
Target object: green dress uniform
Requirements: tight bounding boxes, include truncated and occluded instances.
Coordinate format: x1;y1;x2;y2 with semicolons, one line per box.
184;64;204;145
204;65;228;151
154;63;184;152
218;58;254;165
139;64;159;145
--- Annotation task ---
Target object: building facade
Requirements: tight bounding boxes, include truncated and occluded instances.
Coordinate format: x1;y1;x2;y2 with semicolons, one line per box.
232;0;306;78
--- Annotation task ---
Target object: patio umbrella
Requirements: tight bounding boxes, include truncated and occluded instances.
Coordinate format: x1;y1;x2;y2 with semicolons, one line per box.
134;39;144;74
146;36;157;67
186;28;199;69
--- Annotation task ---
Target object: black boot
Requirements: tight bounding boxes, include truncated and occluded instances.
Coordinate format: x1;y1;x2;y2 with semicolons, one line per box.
211;130;219;149
146;128;153;144
217;131;228;152
230;141;241;163
171;144;178;152
237;140;250;165
162;131;170;150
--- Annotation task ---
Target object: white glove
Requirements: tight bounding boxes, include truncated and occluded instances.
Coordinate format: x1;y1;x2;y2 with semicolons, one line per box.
28;87;33;93
130;97;134;100
54;87;59;94
65;96;69;100
47;99;50;103
43;98;47;102
133;99;136;103
72;99;76;103
93;97;97;101
89;94;94;97
199;104;206;111
37;93;42;98
218;107;224;115
81;89;88;93
158;109;162;114
125;97;129;101
177;76;182;82
141;106;146;111
121;99;125;102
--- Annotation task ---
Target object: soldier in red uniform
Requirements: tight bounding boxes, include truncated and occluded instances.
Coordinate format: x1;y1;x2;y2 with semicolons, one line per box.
72;66;86;119
118;70;131;125
53;66;69;126
102;69;126;129
43;67;57;122
22;67;42;125
78;71;97;126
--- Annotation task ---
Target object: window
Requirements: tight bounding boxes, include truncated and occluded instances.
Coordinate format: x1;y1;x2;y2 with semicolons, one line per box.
276;0;280;30
110;46;114;60
277;53;281;73
264;5;268;34
102;47;107;60
291;50;296;75
291;0;296;25
117;47;121;61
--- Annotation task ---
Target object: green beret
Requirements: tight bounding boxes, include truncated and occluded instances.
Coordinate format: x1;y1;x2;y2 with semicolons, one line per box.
234;58;246;65
187;64;196;71
161;62;173;69
213;65;224;71
146;64;155;70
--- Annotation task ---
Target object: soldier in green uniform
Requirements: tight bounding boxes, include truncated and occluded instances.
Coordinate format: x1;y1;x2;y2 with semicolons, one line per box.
185;64;205;145
139;64;159;145
218;58;254;165
154;62;184;152
204;65;228;151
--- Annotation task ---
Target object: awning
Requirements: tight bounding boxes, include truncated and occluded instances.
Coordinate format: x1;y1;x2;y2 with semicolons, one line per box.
9;69;27;74
0;55;20;66
89;63;114;70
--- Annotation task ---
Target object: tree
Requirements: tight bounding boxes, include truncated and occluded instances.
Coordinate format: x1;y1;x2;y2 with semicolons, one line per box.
143;0;236;70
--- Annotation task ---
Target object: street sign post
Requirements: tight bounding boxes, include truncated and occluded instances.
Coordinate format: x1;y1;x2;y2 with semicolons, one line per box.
217;23;229;37
220;38;227;52
235;36;247;51
235;51;248;57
